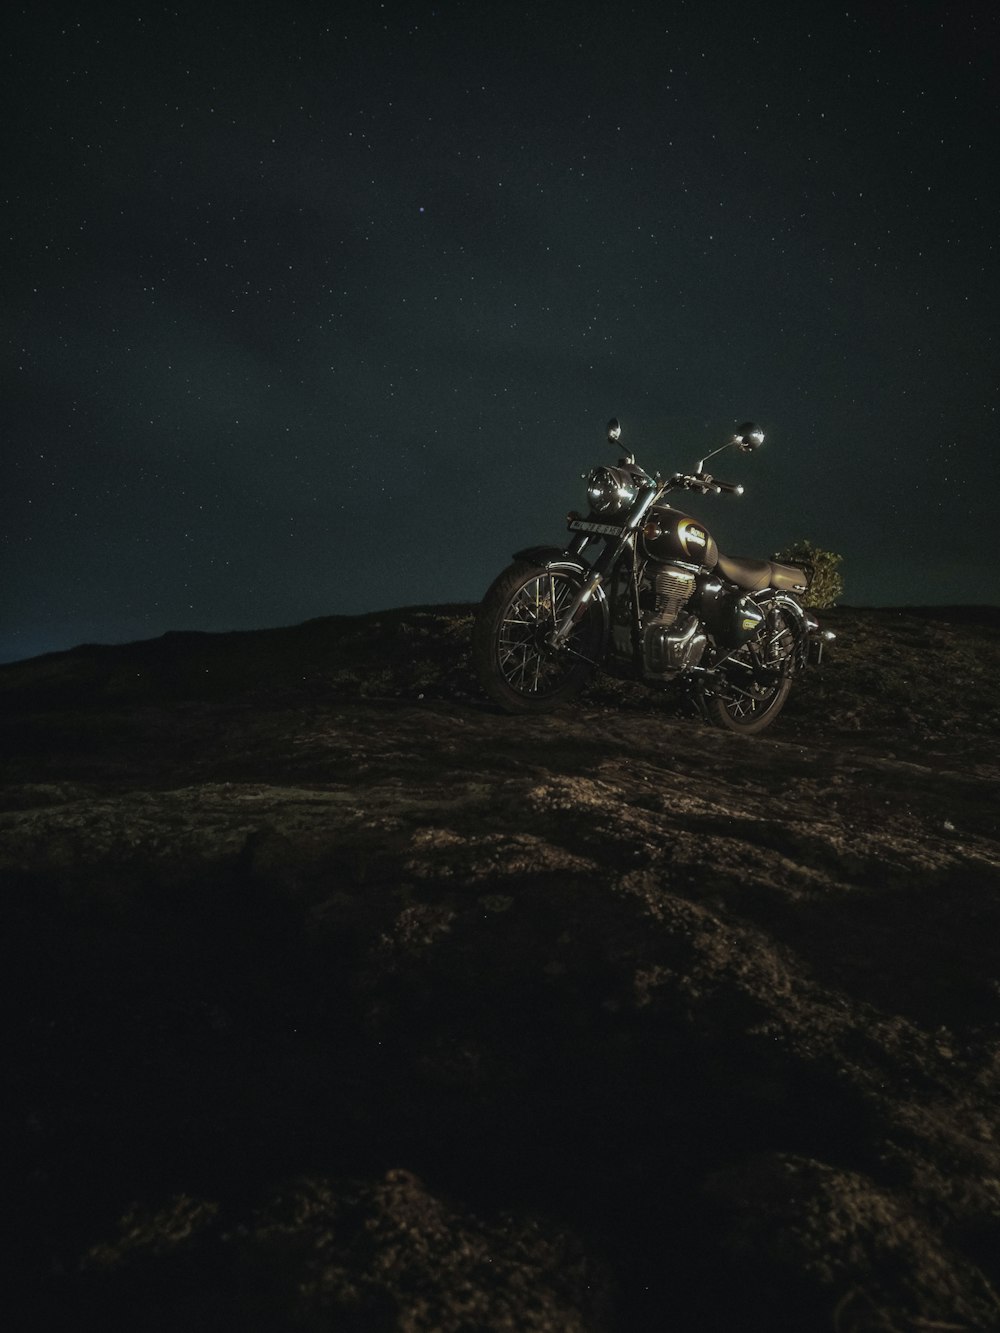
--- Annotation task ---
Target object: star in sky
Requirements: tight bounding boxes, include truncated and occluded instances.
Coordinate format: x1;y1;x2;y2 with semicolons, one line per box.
2;2;998;661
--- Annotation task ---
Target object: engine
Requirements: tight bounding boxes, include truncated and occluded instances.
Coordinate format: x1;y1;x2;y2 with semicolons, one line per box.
642;563;707;674
650;566;695;628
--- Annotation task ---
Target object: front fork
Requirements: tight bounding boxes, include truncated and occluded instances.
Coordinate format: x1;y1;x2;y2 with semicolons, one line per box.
547;490;658;650
546;563;609;649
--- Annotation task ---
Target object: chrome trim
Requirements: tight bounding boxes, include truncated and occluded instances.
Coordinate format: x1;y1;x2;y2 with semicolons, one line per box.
548;567;605;649
625;486;659;531
586;466;640;516
765;592;808;625
762;592;815;668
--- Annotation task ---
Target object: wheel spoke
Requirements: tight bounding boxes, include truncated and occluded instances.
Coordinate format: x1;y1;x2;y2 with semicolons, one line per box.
717;609;795;724
493;572;595;698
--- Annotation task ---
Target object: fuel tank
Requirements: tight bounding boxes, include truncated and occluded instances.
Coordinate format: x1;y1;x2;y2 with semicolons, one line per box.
641;505;719;570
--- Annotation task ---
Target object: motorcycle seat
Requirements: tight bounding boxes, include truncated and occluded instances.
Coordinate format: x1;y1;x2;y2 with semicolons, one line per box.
770;561;810;593
717;554;809;594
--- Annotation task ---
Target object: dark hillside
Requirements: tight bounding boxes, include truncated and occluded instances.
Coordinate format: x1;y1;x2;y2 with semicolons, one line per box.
2;605;1000;1330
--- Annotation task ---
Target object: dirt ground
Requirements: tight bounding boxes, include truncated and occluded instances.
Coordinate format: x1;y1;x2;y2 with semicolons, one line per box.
3;604;1000;1330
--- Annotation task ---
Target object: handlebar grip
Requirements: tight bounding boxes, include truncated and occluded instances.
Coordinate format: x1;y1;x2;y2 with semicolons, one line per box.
713;480;744;496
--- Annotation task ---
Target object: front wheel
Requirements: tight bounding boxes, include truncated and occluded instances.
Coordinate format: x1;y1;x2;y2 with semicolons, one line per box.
706;605;799;734
472;563;603;714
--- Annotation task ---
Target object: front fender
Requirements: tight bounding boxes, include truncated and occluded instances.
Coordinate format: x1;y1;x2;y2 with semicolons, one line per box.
513;544;595;575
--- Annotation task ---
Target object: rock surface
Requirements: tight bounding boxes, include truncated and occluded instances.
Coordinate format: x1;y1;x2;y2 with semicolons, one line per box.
3;603;1000;1330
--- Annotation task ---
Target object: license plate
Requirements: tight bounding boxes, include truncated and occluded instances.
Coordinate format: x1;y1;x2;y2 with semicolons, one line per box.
568;518;624;537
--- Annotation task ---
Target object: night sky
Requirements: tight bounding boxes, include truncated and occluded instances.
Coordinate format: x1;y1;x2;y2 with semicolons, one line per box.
4;1;998;663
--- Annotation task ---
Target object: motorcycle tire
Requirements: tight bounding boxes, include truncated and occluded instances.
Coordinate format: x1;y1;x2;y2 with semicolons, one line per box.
472;562;602;714
707;605;797;734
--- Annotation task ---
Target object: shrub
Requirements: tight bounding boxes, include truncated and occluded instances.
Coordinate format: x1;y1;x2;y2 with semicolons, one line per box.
771;539;844;608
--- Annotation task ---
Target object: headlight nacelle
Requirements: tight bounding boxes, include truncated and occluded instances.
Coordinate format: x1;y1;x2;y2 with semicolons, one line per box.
586;466;640;517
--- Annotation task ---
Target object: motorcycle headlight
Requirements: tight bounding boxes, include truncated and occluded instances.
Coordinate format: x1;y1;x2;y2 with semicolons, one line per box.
586;466;640;516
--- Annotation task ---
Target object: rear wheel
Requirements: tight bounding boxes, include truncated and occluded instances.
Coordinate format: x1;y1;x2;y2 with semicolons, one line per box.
472;563;603;713
707;605;799;734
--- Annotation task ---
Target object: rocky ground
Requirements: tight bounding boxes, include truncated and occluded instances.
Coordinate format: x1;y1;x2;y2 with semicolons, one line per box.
3;603;1000;1330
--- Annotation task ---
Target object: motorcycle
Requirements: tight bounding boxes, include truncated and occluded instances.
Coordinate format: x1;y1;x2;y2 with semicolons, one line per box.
473;418;834;733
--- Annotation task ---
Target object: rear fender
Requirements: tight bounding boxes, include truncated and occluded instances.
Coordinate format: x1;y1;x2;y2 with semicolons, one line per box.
752;590;814;668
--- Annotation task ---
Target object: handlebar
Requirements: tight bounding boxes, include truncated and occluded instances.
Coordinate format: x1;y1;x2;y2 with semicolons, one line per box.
666;472;743;496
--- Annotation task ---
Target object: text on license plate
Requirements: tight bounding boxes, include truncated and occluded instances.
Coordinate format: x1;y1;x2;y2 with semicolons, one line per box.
568;519;624;537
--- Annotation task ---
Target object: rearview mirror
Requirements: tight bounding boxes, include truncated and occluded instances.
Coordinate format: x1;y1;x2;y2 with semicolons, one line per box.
734;421;764;451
